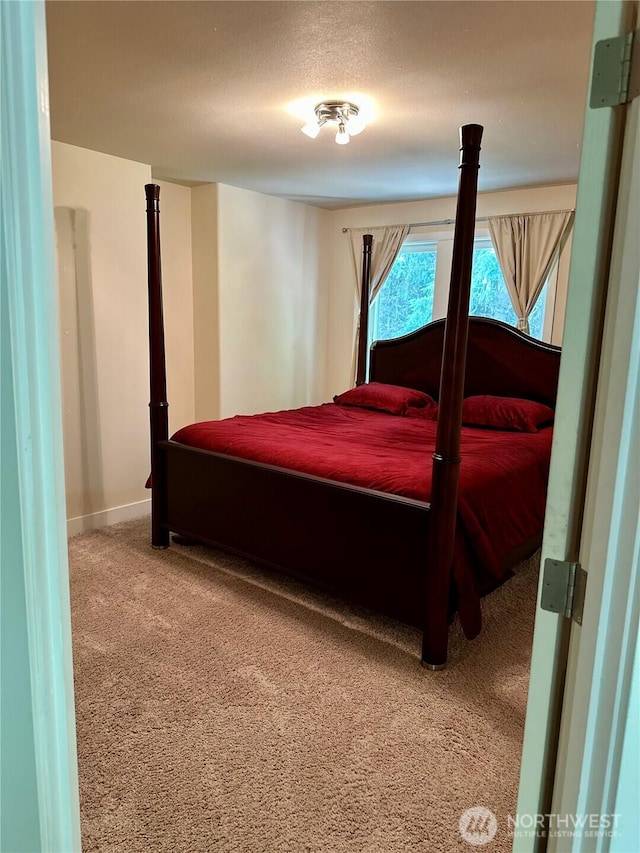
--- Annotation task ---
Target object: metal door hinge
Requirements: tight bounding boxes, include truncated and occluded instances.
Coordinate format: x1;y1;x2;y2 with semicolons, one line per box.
590;29;640;108
541;559;587;625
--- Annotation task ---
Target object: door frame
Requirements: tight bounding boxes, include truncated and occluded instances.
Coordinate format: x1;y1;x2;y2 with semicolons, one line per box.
548;82;640;853
515;1;638;850
0;0;81;849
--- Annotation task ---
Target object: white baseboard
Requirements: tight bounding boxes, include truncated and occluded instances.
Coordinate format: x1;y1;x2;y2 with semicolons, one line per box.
67;499;151;537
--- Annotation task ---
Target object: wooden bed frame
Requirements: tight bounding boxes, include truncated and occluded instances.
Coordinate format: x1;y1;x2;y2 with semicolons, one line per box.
144;125;562;667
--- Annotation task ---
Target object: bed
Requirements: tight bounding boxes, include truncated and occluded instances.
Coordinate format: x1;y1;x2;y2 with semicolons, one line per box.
144;125;562;667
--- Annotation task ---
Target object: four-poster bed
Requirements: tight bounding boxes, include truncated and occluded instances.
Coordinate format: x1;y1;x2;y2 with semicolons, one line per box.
144;125;562;667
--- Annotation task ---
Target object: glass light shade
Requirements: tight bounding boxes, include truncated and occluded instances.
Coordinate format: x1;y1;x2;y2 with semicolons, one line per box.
346;115;365;135
335;124;350;145
301;121;321;139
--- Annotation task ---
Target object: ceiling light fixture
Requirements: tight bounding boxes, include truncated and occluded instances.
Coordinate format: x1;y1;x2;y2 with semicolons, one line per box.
301;101;365;145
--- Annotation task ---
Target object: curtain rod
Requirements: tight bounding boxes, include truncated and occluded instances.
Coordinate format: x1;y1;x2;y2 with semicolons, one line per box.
341;208;574;233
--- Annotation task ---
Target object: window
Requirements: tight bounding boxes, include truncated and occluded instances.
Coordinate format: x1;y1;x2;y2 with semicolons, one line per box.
470;240;547;340
369;242;436;341
371;233;554;344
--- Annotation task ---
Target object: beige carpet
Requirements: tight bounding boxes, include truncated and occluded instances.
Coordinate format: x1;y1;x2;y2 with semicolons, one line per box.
69;518;539;852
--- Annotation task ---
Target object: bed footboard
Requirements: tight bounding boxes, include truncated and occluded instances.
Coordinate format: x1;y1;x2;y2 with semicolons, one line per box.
161;441;432;627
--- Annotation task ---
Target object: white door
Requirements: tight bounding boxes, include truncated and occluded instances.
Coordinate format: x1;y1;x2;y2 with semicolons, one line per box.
0;0;81;849
516;1;639;851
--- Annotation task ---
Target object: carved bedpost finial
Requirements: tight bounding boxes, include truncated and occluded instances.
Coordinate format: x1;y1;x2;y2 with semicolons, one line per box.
458;124;483;169
145;182;161;212
460;123;483;146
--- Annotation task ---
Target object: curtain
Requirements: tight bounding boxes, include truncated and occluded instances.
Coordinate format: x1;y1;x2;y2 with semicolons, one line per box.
347;225;411;382
488;211;573;334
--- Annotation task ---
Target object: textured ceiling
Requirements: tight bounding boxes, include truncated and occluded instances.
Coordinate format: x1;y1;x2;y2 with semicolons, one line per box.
45;1;595;209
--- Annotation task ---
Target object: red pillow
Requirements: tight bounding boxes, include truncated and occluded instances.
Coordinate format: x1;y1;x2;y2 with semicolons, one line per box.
461;395;554;432
333;382;436;416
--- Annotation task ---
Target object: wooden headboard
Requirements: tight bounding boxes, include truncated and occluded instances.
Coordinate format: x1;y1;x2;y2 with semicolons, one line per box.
369;316;562;408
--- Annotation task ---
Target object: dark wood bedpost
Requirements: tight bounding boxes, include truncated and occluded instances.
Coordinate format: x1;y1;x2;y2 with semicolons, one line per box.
145;183;170;548
422;124;483;669
355;234;373;385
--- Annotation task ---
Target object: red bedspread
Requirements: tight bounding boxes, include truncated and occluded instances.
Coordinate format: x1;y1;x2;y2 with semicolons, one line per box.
172;404;552;633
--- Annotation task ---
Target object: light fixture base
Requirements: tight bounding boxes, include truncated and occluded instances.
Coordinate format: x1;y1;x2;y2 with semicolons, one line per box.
314;101;360;124
301;100;364;144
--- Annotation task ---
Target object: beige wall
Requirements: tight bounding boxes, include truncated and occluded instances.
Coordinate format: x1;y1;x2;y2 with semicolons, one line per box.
191;184;220;421
52;142;327;528
155;180;195;436
323;184;577;399
52;143;194;532
199;183;329;417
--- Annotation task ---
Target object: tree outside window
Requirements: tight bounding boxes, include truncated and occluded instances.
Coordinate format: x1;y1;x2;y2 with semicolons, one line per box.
371;244;436;341
371;237;547;343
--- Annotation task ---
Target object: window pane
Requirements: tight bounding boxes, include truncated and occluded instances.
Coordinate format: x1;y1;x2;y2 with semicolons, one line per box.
374;249;436;340
470;247;517;325
372;240;548;344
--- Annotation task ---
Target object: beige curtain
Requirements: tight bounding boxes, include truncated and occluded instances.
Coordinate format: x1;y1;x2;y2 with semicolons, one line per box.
347;225;411;382
488;211;574;334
